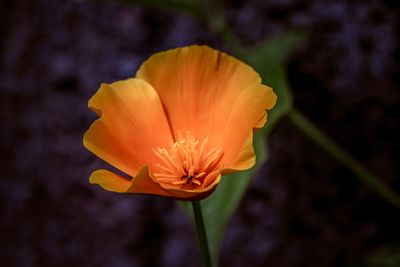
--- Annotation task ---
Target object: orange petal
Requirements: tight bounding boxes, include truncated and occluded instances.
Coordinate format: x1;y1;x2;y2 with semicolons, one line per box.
218;83;276;171
83;78;173;177
221;130;255;174
136;46;276;171
159;170;222;200
89;166;172;196
89;169;131;192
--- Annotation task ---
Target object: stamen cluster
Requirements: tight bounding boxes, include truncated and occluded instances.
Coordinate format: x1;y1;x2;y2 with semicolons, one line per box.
153;131;223;189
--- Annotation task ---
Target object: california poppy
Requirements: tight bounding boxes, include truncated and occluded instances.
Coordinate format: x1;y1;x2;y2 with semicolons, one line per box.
83;45;277;200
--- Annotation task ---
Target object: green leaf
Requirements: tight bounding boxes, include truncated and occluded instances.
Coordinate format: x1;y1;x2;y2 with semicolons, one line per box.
241;31;306;135
360;245;400;267
343;246;400;267
245;31;306;70
260;65;292;137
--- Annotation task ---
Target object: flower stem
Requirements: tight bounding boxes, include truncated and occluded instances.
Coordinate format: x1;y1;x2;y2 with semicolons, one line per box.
288;108;400;209
191;201;212;267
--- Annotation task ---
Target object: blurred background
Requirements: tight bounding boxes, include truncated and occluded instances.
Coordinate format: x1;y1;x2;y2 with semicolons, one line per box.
1;0;399;266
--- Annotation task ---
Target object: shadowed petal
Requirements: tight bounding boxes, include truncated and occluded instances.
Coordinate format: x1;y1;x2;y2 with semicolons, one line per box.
89;166;172;196
159;170;222;200
83;78;173;177
89;169;131;192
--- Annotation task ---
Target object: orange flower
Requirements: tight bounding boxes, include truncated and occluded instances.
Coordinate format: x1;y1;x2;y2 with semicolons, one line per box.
83;45;277;200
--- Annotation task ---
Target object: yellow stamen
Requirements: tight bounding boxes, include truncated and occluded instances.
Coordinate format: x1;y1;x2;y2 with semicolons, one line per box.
153;131;223;189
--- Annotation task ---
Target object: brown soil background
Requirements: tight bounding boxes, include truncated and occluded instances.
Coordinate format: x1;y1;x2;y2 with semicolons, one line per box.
1;0;399;266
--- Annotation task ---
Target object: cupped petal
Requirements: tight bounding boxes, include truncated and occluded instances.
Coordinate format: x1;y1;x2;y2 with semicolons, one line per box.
221;130;256;174
158;170;222;200
89;166;173;196
83;78;173;177
136;46;276;171
89;166;220;200
218;83;276;171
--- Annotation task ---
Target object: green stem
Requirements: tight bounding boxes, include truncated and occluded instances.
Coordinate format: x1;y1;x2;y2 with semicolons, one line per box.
201;0;243;52
192;201;212;267
288;108;400;209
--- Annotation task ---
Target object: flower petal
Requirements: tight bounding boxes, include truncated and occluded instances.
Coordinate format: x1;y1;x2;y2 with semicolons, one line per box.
159;170;222;200
218;83;276;171
89;166;172;196
136;46;276;171
89;169;131;192
83;78;173;177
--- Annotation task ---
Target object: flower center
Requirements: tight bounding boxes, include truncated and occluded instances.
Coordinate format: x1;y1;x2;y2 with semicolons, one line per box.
153;131;223;189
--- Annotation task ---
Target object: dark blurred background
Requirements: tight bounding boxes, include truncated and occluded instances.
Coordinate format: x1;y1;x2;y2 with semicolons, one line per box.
1;0;399;266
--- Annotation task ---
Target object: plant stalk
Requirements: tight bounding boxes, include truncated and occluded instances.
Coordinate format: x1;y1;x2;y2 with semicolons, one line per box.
192;201;212;267
288;108;400;209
